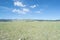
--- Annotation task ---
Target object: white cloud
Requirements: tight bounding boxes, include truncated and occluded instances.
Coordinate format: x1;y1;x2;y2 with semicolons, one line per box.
22;8;30;12
12;9;26;14
30;5;37;8
12;8;30;14
14;1;26;7
13;1;42;14
35;11;41;14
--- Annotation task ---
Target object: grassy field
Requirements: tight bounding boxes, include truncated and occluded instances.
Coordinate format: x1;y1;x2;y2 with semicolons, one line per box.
0;21;60;40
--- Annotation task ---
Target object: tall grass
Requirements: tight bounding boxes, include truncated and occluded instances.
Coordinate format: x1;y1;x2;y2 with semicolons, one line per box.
0;21;60;40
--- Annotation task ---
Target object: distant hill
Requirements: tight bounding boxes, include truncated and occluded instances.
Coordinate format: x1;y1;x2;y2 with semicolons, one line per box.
0;19;12;22
0;19;60;22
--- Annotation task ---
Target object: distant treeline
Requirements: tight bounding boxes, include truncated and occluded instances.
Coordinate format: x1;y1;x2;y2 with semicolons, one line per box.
0;19;60;22
0;19;12;22
34;20;60;21
20;19;60;21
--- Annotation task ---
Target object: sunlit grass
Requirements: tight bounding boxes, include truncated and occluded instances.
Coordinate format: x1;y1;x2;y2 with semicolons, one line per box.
0;21;60;40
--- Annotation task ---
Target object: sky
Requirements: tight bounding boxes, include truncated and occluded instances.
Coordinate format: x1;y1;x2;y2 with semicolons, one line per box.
0;0;60;20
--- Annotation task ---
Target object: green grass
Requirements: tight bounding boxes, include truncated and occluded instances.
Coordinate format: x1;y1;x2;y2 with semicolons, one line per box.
0;21;60;40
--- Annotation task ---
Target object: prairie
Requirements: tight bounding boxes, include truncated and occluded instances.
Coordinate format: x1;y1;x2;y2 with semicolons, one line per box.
0;21;60;40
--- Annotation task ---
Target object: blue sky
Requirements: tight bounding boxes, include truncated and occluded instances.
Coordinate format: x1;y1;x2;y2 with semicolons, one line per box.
0;0;60;20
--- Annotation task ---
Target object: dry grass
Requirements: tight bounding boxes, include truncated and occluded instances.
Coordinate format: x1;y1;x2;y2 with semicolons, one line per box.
0;21;60;40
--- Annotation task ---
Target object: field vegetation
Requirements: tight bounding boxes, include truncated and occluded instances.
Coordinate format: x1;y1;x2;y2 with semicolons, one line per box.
0;20;60;40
